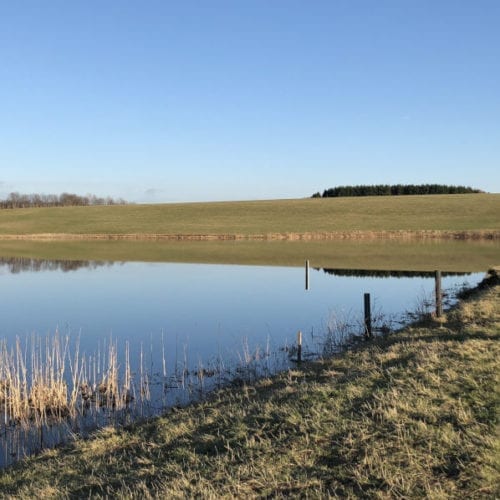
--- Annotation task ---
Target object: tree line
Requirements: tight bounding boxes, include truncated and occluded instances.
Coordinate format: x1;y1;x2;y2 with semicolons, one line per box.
0;192;129;209
312;184;483;198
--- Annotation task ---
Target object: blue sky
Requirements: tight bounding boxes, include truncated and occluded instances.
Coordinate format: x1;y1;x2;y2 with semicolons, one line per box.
1;1;499;202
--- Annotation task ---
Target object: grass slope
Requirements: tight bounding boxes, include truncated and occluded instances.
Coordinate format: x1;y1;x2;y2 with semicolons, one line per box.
1;273;498;498
0;194;499;237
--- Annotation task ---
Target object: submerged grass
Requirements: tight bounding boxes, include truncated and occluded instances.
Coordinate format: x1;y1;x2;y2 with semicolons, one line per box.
1;272;498;497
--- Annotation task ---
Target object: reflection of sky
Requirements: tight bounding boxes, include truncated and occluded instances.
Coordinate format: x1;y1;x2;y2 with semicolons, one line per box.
0;262;483;371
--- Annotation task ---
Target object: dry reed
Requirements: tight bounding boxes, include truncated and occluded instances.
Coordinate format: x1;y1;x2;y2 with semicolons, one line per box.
0;333;146;432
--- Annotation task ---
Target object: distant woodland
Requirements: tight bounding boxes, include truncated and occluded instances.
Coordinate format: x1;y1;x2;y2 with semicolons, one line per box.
312;184;483;198
0;192;129;209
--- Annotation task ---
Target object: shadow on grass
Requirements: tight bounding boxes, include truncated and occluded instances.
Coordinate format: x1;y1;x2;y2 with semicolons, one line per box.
386;328;497;346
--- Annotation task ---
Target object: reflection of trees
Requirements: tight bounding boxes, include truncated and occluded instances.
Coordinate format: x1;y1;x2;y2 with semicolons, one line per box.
319;268;471;278
0;257;114;274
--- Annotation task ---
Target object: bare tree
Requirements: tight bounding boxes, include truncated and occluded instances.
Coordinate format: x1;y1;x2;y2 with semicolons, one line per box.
0;192;129;209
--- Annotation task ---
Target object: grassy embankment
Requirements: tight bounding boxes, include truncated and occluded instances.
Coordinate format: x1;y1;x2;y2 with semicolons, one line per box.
1;271;498;498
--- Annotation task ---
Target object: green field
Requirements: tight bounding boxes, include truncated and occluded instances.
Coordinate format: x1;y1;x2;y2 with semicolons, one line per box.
0;194;499;236
1;274;498;497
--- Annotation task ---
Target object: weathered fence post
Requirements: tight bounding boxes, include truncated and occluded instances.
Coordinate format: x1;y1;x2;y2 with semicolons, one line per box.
297;330;302;363
364;293;372;338
435;270;443;317
305;260;310;290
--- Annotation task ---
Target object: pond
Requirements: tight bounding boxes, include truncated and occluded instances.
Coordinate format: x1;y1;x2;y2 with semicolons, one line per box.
0;255;487;467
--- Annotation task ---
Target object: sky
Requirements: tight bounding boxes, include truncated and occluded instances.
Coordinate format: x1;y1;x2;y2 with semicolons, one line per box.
1;1;499;203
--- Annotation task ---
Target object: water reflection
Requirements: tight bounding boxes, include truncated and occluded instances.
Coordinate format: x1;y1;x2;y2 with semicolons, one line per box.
0;258;474;278
0;257;114;274
319;268;472;278
0;256;486;468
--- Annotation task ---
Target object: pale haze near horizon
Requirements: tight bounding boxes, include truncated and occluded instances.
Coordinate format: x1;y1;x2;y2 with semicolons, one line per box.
1;1;499;203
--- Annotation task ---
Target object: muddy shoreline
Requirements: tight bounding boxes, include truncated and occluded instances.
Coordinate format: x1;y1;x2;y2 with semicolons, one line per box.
0;229;499;241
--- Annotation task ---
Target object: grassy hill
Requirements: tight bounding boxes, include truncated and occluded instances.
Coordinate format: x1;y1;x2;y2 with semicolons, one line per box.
0;194;499;238
1;272;498;497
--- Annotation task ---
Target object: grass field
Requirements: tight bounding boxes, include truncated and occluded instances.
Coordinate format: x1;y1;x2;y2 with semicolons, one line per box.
0;238;499;272
0;194;499;237
1;272;498;498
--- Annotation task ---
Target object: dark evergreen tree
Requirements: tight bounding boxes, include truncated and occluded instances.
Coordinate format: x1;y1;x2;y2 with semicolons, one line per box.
314;184;482;198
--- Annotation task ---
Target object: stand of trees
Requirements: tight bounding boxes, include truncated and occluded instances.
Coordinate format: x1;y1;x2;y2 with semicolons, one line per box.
0;192;129;209
312;184;483;198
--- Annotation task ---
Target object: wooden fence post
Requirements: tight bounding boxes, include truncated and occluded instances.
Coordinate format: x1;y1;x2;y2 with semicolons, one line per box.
297;331;302;363
435;270;443;317
364;293;372;338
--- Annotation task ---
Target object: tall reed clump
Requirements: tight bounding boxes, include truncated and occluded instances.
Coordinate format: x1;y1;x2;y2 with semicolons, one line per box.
0;332;141;432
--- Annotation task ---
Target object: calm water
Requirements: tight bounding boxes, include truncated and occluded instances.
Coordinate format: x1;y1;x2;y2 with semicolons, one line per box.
0;257;484;466
0;259;482;366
